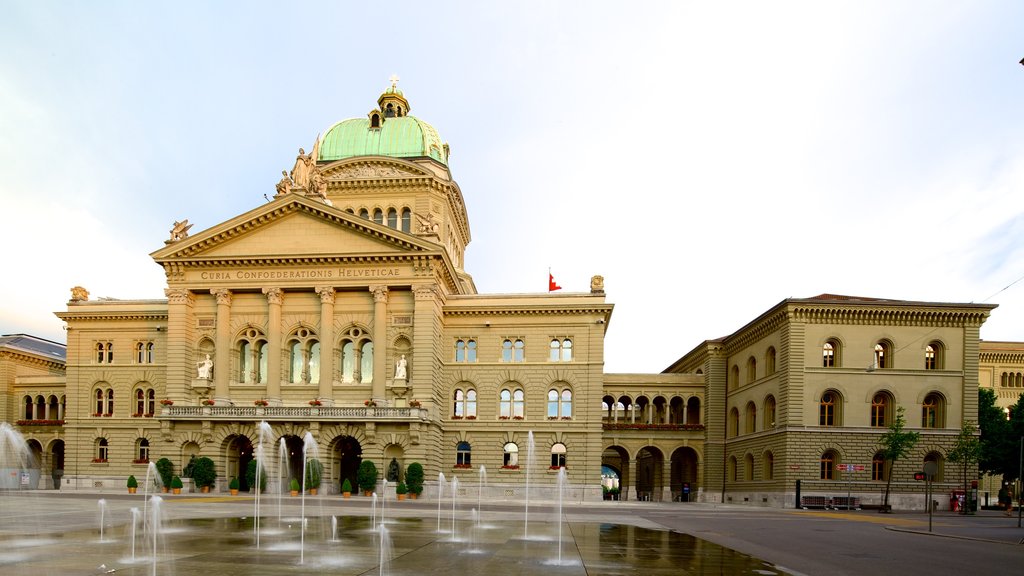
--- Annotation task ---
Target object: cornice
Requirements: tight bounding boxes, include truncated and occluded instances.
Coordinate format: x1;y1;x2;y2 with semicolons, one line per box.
55;311;168;322
723;309;788;354
789;301;995;328
444;304;613;317
0;350;65;371
980;351;1024;364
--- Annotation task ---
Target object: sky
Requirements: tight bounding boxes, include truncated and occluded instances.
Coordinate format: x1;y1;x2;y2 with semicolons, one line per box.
1;1;1023;373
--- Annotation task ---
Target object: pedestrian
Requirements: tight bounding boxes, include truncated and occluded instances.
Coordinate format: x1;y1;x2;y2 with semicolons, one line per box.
998;485;1011;516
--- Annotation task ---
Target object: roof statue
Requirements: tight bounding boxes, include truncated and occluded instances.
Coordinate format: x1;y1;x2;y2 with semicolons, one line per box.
307;165;332;206
69;286;89;302
275;170;292;197
416;212;440;237
290;147;314;190
168;219;193;242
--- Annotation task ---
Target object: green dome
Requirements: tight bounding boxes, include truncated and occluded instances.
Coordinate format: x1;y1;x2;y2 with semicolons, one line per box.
317;115;447;166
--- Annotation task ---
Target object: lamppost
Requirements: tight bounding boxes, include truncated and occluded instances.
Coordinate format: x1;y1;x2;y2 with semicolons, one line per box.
1018;437;1022;528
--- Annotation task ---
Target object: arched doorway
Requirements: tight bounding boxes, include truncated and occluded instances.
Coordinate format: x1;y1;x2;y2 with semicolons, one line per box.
282;435;304;486
670;447;699;501
334;436;362;493
50;439;65;490
636;446;664;501
602;445;629;500
227;435;254;492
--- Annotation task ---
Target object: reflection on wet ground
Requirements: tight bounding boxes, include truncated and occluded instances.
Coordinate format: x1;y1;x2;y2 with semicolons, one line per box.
0;515;785;575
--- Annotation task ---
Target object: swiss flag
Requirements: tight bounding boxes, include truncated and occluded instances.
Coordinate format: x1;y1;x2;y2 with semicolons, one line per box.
548;272;562;292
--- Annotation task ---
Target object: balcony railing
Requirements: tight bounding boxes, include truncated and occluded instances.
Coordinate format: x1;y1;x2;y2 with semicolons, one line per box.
602;423;705;431
161;405;427;422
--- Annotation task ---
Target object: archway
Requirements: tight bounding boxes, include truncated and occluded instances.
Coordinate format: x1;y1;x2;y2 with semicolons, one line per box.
383;444;404;483
333;436;362;493
670;447;699;501
636;446;665;501
227;435;254;492
602;445;629;500
282;435;304;485
50;439;65;489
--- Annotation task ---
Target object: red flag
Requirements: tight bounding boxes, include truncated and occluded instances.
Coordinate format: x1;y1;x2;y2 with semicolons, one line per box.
548;272;562;292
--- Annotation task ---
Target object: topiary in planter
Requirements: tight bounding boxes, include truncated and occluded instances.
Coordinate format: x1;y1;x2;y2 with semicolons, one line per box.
341;478;352;494
246;459;267;492
289;477;300;495
171;476;183;491
305;458;323;490
396;482;408;495
191;456;216;490
127;475;138;490
229;477;240;490
155;458;174;490
405;462;424;496
357;460;378;494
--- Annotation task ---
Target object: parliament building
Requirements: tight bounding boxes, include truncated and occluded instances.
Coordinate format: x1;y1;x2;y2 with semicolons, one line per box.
5;83;1021;509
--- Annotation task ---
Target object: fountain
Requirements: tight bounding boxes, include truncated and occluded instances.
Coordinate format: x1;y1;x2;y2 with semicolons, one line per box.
378;524;392;576
524;430;535;539
435;472;446;532
253;421;273;548
450;476;459;541
128;507;140;561
477;465;487;527
97;499;108;542
277;437;288;524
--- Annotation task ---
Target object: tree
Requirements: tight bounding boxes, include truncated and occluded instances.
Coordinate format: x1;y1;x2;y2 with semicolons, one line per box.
155;458;174;490
947;420;982;512
878;406;919;510
246;459;267;492
405;462;424;496
979;388;1024;483
191;456;217;489
357;460;378;494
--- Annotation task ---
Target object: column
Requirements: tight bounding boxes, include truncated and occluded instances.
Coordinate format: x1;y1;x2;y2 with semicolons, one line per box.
628;457;639;501
316;286;336;403
369;285;388;402
211;289;232;403
164;288;196;399
262;287;283;403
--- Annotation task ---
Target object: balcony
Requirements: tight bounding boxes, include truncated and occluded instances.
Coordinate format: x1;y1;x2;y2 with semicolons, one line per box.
602;423;705;432
161;405;428;422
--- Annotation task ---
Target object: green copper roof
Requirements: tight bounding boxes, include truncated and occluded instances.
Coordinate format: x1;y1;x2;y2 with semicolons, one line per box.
318;115;447;166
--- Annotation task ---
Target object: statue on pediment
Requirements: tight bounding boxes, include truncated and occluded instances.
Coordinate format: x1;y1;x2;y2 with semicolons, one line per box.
275;170;292;197
169;219;193;242
309;166;328;198
70;286;89;302
591;275;605;294
415;212;439;236
290;147;314;189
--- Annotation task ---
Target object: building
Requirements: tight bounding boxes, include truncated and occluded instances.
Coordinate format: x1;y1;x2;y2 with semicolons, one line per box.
7;83;1021;507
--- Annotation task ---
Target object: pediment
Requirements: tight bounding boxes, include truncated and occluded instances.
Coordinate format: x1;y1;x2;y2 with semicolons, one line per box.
320;157;433;181
151;195;439;263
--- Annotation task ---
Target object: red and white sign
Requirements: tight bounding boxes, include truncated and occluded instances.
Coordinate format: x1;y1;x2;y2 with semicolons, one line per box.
838;464;865;472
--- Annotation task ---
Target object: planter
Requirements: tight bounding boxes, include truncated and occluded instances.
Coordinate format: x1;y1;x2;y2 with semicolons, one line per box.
230;489;239;496
364;490;373;497
309;488;318;496
410;493;418;500
290;490;299;497
200;486;210;493
128;487;137;494
342;492;351;499
397;494;406;501
162;487;169;493
172;488;181;495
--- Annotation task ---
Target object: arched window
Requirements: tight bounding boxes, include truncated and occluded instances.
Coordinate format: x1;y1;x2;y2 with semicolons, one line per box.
96;341;113;364
729;407;740;437
136;341;155;364
820;450;838;480
549;338;572;361
503;442;519;467
359;208;369;219
95;389;104;415
744;453;754;481
819;391;840;426
466;389;477;418
547;389;558;418
728;456;737;482
746;356;757;384
551;443;567;468
873;341;891;369
560;389;572;419
687;396;701;425
763;395;776;429
95;438;109;462
457;442;472;467
925;341;944;370
922;393;944;428
339;327;373;384
360;342;373;383
238;328;268;384
513;389;525;418
146;389;155;416
871;392;892;427
137;438;150;463
822;340;840;368
745;402;757;434
401;208;411;233
730;365;739;390
924;452;944;481
765;347;776;376
23;395;33;420
453;388;476;418
454;389;465;418
502;339;525;362
455;339;477;363
872;452;885;481
136;389;145;416
106;389;114;415
546;388;573;419
373;208;383;224
387;208;398;228
287;327;319;384
764;451;774;480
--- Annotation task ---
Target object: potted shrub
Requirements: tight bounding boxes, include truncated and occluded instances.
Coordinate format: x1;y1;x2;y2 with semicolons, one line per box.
246;459;267;493
341;478;352;498
127;475;138;494
192;456;216;493
171;475;183;495
229;477;240;496
405;462;424;499
156;458;174;493
289;477;300;497
357;460;378;496
396;482;408;501
305;458;323;495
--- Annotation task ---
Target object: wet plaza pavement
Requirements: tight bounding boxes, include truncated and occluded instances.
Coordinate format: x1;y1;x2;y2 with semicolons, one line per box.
0;491;785;576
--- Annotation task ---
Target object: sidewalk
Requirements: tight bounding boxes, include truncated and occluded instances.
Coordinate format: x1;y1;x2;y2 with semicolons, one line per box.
883;508;1024;545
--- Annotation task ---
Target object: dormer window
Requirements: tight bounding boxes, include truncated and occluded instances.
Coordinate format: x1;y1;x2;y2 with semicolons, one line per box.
385;103;395;118
370;112;381;128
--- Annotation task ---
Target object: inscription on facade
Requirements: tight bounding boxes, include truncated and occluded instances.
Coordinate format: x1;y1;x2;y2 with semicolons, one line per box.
195;268;404;281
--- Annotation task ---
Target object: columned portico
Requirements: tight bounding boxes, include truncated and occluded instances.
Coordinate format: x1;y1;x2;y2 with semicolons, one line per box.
211;288;232;404
263;287;283;403
317;286;336;403
370;285;388;402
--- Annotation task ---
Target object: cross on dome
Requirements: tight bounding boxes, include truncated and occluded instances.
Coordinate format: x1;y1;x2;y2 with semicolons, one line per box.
389;74;400;89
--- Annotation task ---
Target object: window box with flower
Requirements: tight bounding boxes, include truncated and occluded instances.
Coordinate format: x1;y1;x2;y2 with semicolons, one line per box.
102;413;113;417
451;415;463;420
500;465;520;470
254;399;269;407
409;399;421;407
513;416;524;420
133;458;150;464
466;415;476;420
201;399;216;406
92;458;108;464
159;399;174;406
453;464;472;469
308;399;322;406
16;419;65;426
498;416;510;420
92;413;102;417
364;400;377;407
132;413;143;418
